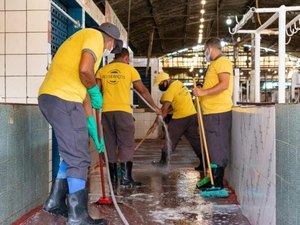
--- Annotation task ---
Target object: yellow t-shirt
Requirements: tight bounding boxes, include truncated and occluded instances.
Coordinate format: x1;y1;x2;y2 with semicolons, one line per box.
162;80;196;119
96;62;141;113
39;28;104;103
201;56;233;115
160;93;173;115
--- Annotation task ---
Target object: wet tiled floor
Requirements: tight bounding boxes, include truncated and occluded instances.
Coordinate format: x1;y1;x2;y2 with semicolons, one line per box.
15;139;251;225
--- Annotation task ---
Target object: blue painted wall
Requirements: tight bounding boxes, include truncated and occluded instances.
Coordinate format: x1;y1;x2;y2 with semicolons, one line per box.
0;104;49;225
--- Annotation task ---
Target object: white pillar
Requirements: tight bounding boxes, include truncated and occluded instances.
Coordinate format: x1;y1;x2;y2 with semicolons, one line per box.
233;68;240;105
255;33;261;102
278;5;286;103
250;34;255;102
246;80;250;102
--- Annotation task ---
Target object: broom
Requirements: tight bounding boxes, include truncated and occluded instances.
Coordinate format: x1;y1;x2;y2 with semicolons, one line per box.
193;78;210;189
134;131;151;151
95;109;113;205
193;78;228;198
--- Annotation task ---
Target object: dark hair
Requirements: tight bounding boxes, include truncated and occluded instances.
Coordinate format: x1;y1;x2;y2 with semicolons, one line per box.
114;48;129;59
205;38;222;50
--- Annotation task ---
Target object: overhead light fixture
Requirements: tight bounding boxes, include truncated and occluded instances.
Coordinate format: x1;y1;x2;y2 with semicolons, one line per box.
178;48;188;53
200;9;205;14
221;41;227;47
192;44;203;50
189;66;194;72
199;29;203;34
200;18;204;23
201;0;206;4
198;36;202;43
226;17;233;25
199;24;204;29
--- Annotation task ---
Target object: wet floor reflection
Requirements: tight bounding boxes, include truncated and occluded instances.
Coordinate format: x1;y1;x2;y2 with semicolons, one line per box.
17;139;250;225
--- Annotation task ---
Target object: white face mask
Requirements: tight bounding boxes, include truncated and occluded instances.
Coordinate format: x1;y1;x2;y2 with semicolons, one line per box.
205;48;211;63
103;49;111;57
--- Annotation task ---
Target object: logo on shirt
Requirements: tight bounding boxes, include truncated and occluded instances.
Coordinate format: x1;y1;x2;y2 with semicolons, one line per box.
102;69;125;85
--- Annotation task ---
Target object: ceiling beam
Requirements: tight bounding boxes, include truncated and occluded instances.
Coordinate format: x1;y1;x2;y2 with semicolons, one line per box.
146;0;165;53
183;0;190;46
207;0;225;38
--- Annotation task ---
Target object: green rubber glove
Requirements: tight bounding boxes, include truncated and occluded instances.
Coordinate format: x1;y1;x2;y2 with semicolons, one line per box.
87;85;103;110
86;116;104;153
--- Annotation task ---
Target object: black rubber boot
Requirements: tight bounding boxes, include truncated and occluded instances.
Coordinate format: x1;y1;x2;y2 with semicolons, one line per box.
120;161;142;187
212;167;225;189
151;151;167;167
67;189;107;225
43;178;68;217
108;163;118;187
199;166;225;190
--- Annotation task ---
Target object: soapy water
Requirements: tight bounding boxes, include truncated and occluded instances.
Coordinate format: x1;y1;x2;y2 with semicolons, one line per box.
158;115;172;168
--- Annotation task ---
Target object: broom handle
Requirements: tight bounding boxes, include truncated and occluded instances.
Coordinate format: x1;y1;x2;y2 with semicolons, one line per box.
198;117;207;176
95;109;107;198
193;78;214;186
134;132;150;151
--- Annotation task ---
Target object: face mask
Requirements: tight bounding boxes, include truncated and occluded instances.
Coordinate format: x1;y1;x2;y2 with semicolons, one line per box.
159;80;169;92
103;49;111;57
205;49;211;63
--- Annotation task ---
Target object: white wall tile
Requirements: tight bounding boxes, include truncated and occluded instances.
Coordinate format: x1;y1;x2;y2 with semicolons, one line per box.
5;0;26;10
0;33;4;54
6;11;26;32
6;76;26;97
6;33;26;54
0;77;4;97
6;55;26;76
27;11;49;32
27;32;48;54
0;12;4;33
0;55;4;76
0;0;4;10
5;97;26;103
26;97;38;104
27;54;48;76
27;0;49;10
27;76;44;97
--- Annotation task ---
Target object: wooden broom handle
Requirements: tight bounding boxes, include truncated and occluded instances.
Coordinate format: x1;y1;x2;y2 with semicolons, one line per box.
193;78;214;186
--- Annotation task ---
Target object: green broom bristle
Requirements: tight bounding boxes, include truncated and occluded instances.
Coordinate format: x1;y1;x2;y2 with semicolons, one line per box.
196;176;210;189
200;186;229;198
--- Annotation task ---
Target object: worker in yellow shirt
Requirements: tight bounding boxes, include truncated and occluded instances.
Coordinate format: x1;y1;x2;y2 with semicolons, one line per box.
193;37;233;190
96;48;161;188
38;23;122;225
149;72;203;169
160;92;173;124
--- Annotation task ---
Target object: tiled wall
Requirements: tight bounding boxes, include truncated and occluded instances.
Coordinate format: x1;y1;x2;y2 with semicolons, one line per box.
276;104;300;225
228;106;276;225
133;111;158;139
0;103;49;225
0;0;50;104
132;58;162;139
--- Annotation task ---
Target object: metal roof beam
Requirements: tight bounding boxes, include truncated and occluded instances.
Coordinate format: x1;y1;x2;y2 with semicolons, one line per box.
146;0;165;53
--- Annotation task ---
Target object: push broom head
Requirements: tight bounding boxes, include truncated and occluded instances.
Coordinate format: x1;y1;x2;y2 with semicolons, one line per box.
200;186;229;198
96;197;113;205
196;176;211;189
